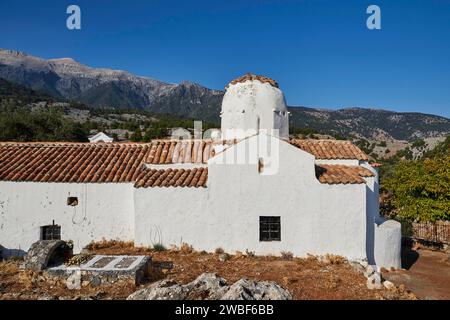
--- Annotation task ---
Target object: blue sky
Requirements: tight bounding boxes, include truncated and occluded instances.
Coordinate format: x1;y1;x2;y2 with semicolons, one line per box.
0;0;449;117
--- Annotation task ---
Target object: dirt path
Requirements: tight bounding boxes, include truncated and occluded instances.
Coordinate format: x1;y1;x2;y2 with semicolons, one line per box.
383;248;450;300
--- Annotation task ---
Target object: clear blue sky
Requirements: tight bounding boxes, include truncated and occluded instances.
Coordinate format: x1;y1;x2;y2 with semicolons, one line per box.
1;0;449;117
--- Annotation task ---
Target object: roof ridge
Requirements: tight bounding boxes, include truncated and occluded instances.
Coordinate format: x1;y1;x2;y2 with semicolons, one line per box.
290;138;353;143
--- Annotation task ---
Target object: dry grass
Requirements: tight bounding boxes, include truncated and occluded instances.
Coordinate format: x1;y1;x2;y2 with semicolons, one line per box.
0;260;135;300
0;241;417;300
84;241;416;300
180;243;194;254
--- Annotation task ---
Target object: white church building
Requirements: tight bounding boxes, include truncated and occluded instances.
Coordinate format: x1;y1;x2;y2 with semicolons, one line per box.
0;74;401;268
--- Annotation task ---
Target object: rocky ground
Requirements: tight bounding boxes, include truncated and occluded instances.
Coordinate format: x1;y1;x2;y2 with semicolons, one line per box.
0;241;417;300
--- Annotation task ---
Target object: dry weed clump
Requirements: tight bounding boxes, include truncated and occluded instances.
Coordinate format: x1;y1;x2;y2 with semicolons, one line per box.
65;254;93;266
245;249;255;257
325;254;347;265
317;254;347;265
280;251;294;260
85;239;134;251
214;247;224;254
180;243;194;254
153;243;166;252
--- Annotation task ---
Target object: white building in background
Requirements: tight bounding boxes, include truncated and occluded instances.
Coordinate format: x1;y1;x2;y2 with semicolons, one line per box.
88;131;114;143
0;74;401;268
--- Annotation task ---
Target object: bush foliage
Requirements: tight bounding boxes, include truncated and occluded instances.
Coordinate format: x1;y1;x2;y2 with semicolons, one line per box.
382;137;449;222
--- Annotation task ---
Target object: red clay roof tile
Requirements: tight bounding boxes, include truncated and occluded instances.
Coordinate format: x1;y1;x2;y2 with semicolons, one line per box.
0;143;149;183
0;140;370;186
315;164;374;184
134;167;208;188
290;139;369;160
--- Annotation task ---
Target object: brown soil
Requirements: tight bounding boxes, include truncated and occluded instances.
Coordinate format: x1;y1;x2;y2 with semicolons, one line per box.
0;240;417;300
382;247;450;300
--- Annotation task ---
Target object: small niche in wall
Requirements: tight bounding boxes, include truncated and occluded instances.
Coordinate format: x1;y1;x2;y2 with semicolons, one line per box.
67;197;78;206
258;157;264;174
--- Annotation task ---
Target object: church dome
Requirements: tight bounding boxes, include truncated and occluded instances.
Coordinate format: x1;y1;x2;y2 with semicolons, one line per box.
220;73;289;139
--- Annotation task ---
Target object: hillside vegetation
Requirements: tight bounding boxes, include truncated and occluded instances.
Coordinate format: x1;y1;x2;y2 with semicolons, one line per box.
0;78;216;142
381;137;450;222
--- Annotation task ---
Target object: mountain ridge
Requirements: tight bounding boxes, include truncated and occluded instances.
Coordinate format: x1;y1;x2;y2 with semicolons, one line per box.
0;48;449;142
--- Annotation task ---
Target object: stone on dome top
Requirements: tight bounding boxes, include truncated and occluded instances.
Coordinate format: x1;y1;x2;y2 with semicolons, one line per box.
227;73;279;88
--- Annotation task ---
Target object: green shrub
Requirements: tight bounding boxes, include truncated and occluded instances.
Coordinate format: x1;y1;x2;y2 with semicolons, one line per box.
153;243;166;252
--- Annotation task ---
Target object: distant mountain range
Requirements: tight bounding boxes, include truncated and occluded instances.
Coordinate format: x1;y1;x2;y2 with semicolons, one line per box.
0;48;449;142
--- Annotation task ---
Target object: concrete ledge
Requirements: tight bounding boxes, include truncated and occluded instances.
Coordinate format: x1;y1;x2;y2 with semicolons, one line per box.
46;255;151;286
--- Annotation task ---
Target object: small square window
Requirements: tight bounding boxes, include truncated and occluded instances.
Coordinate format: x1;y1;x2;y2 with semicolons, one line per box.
41;224;61;240
259;216;281;241
67;197;78;206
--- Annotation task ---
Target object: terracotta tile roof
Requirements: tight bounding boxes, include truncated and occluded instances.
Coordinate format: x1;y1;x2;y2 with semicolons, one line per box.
370;162;382;168
134;167;208;188
145;139;238;164
315;164;374;184
0;142;149;183
289;139;369;161
0;140;370;186
227;73;279;88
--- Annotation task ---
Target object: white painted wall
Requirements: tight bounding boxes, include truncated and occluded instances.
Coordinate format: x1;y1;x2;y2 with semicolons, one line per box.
134;135;369;261
0;136;400;267
0;182;134;255
362;164;402;268
221;81;289;140
374;219;402;269
315;159;360;166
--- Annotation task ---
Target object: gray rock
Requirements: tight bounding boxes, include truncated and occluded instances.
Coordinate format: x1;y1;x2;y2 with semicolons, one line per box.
221;278;292;300
66;270;81;290
359;260;369;269
91;276;102;287
367;272;382;290
184;273;229;300
383;280;396;290
126;273;292;300
364;265;376;278
349;261;365;274
127;279;188;300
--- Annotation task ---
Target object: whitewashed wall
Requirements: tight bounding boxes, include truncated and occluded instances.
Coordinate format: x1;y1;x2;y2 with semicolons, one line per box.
221;81;289;139
0;182;134;255
362;165;402;269
134;136;369;261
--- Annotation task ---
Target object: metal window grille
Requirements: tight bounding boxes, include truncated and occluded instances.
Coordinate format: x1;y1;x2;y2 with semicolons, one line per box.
41;224;61;240
259;216;281;241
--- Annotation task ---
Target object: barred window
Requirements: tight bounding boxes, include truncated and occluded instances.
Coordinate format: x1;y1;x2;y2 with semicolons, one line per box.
40;224;61;240
259;216;281;241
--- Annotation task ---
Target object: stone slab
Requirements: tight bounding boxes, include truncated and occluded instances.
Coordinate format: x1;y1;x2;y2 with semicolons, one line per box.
46;255;151;286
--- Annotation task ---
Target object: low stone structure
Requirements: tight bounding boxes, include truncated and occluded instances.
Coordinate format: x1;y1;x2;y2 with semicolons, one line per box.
349;259;395;290
47;254;151;287
127;273;292;300
22;240;72;271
